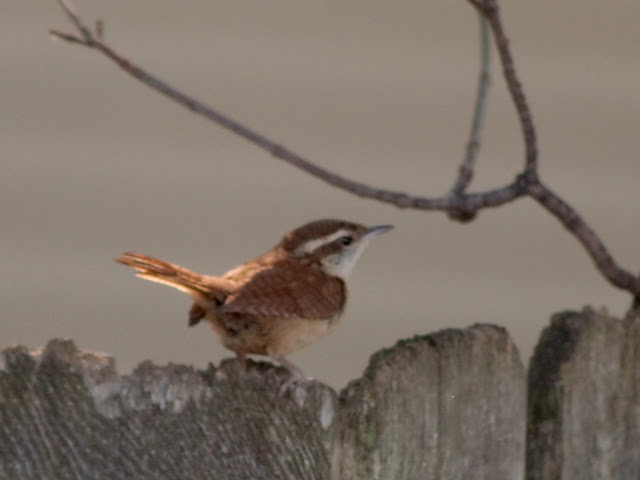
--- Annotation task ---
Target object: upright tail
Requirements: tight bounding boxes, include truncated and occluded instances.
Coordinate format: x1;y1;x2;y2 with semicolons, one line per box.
115;252;229;300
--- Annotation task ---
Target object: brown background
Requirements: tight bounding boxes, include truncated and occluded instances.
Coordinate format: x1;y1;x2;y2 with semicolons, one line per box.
3;1;639;389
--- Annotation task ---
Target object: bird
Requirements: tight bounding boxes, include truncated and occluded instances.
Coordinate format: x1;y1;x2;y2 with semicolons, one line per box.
115;218;392;393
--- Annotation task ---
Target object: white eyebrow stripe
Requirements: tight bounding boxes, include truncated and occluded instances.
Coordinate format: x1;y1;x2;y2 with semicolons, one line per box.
296;229;350;254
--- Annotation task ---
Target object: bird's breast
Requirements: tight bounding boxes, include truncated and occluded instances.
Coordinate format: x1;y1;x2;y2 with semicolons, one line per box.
266;311;345;357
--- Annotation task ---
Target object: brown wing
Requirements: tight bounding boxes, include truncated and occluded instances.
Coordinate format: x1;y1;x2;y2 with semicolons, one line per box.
221;259;345;320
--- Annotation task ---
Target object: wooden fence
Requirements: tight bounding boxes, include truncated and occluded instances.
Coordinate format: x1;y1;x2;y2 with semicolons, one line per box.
1;308;638;479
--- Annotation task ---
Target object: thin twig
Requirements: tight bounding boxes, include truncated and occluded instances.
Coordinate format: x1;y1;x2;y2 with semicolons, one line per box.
50;1;640;298
49;29;86;45
447;14;491;222
450;15;491;197
56;0;95;45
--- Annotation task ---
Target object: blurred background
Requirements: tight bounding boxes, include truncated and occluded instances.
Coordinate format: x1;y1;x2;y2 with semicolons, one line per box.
3;1;639;389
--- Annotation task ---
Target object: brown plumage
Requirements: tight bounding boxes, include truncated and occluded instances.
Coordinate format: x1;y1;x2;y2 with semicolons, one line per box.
116;218;392;393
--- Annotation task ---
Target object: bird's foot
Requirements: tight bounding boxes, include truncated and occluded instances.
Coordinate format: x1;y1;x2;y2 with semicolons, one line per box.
278;369;314;397
267;349;313;396
235;353;247;374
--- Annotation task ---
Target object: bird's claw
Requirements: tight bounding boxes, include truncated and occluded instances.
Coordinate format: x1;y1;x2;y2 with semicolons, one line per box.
278;372;313;396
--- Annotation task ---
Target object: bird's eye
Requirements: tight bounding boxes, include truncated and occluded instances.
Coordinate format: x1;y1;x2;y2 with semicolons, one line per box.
339;235;353;246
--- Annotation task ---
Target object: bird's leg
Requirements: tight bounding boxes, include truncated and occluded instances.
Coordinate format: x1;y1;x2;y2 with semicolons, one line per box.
235;352;247;373
267;349;312;396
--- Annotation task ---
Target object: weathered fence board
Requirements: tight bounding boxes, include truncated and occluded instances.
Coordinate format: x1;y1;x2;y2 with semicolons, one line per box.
7;310;640;479
338;325;525;479
0;340;337;479
1;324;525;479
527;308;640;480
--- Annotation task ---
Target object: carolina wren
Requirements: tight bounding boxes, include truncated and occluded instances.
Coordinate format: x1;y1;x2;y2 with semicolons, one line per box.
116;218;392;393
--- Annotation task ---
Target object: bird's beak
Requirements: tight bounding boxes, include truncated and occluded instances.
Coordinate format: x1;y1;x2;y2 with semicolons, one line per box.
365;224;394;239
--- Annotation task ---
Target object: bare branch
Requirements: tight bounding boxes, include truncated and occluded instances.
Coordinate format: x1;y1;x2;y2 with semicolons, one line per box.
480;0;538;176
50;1;640;299
48;2;524;215
527;181;640;293
625;295;640;322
